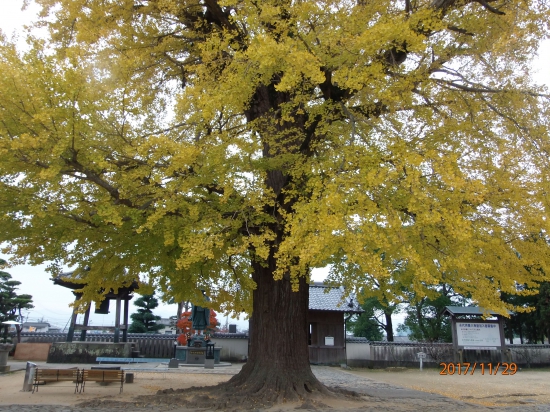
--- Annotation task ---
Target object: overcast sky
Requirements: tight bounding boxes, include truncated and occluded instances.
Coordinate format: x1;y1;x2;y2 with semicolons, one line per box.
0;0;548;331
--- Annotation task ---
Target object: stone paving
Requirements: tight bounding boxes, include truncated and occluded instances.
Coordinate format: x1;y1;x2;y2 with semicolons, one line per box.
311;367;550;412
1;364;550;412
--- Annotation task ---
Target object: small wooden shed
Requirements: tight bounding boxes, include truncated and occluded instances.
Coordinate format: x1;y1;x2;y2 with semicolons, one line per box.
308;283;363;365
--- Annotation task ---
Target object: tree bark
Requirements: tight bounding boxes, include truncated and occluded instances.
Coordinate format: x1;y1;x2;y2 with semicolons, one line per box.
384;311;394;342
519;329;524;344
221;77;333;405
508;328;514;345
224;251;331;403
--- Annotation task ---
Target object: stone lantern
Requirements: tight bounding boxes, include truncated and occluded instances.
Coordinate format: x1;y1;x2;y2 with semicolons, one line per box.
0;343;14;373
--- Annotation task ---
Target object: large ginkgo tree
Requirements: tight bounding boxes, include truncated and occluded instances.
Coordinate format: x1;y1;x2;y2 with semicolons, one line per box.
1;0;550;404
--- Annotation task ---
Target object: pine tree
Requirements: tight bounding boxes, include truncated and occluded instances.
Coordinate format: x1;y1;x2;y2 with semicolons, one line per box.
128;294;164;334
0;260;34;343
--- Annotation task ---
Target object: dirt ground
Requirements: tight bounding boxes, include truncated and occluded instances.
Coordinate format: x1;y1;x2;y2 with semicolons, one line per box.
0;369;231;406
346;367;550;408
1;364;550;410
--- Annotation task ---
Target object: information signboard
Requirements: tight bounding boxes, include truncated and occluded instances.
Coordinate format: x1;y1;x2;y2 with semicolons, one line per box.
456;322;500;348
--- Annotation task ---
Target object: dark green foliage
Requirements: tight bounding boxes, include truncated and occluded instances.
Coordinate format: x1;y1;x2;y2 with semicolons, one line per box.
128;294;164;333
348;302;383;341
502;283;547;344
0;259;34;343
501;241;550;344
537;283;550;344
347;297;387;341
398;285;463;343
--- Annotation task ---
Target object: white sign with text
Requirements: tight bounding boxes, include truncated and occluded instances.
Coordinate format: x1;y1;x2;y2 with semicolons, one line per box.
456;322;501;347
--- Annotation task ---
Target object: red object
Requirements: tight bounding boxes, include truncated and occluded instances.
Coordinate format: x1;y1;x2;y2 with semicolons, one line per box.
176;310;218;345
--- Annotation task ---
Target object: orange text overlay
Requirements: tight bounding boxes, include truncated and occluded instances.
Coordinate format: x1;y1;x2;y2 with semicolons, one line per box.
440;362;518;375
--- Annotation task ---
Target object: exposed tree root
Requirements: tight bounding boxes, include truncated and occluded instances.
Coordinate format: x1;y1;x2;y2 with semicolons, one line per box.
76;378;363;411
143;382;358;411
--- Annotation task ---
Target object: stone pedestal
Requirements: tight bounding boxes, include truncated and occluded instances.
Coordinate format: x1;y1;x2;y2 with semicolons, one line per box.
0;344;14;373
204;358;215;369
187;335;208;348
175;346;221;364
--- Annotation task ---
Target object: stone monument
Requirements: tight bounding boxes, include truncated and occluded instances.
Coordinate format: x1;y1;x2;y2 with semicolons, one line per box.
175;291;221;364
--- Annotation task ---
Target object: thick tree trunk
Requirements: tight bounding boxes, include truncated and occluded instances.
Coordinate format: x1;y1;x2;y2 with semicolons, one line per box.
220;83;334;405
225;255;331;403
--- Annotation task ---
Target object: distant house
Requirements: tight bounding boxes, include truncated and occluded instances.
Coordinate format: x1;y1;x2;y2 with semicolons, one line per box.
157;317;177;334
21;322;51;333
393;335;413;343
308;283;363;365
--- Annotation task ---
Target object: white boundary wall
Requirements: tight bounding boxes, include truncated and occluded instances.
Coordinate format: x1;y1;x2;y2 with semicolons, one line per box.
345;340;550;368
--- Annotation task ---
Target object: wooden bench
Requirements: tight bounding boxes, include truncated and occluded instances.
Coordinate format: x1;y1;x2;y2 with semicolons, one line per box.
32;368;81;393
81;369;124;393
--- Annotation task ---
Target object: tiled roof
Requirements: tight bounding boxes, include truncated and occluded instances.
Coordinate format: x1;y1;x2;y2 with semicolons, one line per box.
443;306;511;317
51;269;88;288
308;284;363;313
52;268;139;292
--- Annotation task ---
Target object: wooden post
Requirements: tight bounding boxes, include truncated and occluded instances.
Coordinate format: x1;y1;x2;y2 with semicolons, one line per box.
123;297;129;343
66;295;80;343
114;297;121;343
498;316;507;362
79;304;91;342
450;315;458;363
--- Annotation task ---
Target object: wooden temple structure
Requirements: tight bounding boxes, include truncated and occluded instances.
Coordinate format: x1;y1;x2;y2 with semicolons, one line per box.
307;283;363;364
53;271;138;343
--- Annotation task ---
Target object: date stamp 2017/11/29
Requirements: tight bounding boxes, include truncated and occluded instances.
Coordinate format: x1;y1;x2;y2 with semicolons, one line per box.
440;362;518;375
